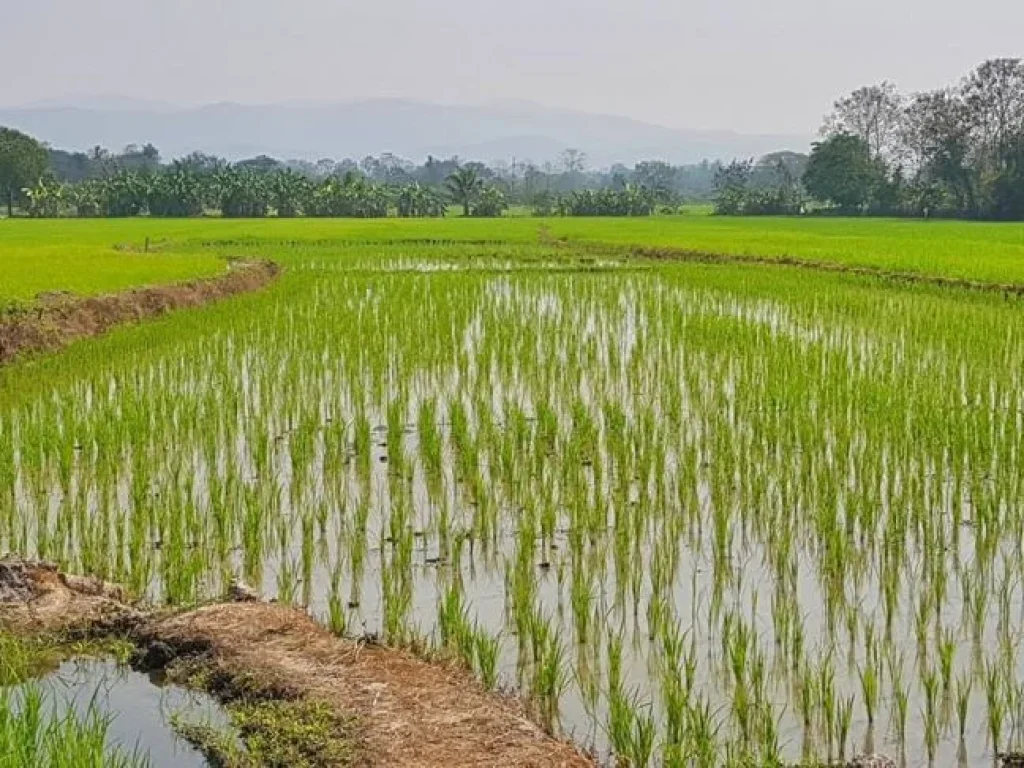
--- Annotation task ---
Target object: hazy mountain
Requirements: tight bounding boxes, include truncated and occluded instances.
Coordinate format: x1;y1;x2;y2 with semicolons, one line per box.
0;98;810;167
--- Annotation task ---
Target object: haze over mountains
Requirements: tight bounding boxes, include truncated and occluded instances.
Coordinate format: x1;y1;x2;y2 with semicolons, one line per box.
0;97;810;167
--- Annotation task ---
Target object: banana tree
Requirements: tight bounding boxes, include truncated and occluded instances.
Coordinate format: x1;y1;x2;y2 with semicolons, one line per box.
470;184;507;217
445;166;483;216
23;179;68;218
397;183;446;217
270;170;313;217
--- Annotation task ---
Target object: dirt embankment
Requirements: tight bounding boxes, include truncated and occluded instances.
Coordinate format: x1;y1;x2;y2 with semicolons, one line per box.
544;232;1024;298
624;245;1024;296
0;260;280;365
0;558;592;768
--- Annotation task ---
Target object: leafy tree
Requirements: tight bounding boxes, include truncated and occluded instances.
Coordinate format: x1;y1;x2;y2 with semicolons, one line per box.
309;173;389;218
822;82;904;161
175;151;227;175
396;183;445;218
235;155;283;174
216;167;271;217
270;170;313;217
962;58;1024;172
531;189;557;216
712;160;753;215
116;144;162;173
100;171;149;216
70;181;103;217
900;89;976;214
147;167;206;217
803;134;880;212
556;186;657;216
988;132;1024;220
0;127;48;216
445;166;483;216
48;148;97;183
24;179;68;218
560;149;588;174
753;152;809;188
470;185;507;217
633;161;678;205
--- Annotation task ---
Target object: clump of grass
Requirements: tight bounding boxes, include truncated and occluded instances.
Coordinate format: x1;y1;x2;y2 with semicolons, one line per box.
0;632;135;686
174;698;358;768
0;683;148;768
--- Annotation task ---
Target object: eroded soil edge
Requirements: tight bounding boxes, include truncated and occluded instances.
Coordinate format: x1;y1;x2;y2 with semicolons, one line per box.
0;259;280;365
0;557;592;768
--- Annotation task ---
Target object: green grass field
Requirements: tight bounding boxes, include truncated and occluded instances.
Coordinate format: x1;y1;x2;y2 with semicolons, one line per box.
5;216;1024;300
0;221;224;303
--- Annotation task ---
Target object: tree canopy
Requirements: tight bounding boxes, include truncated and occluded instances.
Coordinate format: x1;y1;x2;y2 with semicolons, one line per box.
0;128;48;216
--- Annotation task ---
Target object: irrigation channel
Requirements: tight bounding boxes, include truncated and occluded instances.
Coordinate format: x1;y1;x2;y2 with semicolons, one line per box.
3;240;1024;766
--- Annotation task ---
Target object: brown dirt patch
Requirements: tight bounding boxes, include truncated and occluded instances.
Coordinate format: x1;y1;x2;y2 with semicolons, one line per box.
0;557;143;635
0;259;279;365
146;603;591;768
0;558;592;768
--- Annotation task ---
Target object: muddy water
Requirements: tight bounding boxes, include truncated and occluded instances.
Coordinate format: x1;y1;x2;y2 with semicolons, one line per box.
14;659;230;767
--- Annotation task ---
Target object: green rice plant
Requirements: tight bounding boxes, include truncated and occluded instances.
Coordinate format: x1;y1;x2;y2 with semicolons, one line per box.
955;672;972;742
892;681;909;750
858;656;880;728
985;660;1006;753
0;684;148;768
474;625;501;691
836;694;854;761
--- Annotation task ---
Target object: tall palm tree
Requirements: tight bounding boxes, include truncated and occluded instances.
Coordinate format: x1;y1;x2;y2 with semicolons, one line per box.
445;166;483;217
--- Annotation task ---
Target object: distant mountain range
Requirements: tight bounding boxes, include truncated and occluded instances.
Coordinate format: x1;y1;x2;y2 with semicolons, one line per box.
0;97;811;167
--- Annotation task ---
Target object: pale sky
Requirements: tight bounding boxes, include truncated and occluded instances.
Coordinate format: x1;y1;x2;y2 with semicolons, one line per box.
1;0;1021;134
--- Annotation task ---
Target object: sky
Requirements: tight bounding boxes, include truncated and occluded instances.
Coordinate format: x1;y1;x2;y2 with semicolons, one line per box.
1;0;1022;134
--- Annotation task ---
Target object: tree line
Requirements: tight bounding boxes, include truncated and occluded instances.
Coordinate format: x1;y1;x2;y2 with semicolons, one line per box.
0;132;729;219
714;58;1024;220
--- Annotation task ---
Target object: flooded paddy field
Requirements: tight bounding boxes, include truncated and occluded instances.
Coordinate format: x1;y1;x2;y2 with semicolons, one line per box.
3;233;1024;766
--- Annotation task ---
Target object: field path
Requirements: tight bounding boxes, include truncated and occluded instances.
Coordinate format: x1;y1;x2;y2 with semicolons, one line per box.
0;558;592;768
149;602;592;767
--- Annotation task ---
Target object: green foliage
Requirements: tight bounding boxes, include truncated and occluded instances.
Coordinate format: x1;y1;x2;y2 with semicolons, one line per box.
713;160;753;215
556;185;657;216
0;684;147;768
308;174;389;218
803;133;881;212
396;183;446;218
0;127;48;216
714;160;805;215
216;168;272;218
445;166;484;217
269;170;313;218
469;184;507;217
174;697;358;767
147;167;206;217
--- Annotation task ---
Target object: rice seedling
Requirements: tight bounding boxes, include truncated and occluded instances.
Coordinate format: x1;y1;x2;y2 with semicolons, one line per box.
0;684;148;768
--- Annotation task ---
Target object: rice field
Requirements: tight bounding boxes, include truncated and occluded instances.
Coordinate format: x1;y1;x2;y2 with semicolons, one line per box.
3;219;1024;766
0;225;222;304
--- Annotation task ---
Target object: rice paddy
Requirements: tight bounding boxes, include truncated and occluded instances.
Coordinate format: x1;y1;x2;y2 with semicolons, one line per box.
3;218;1024;766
